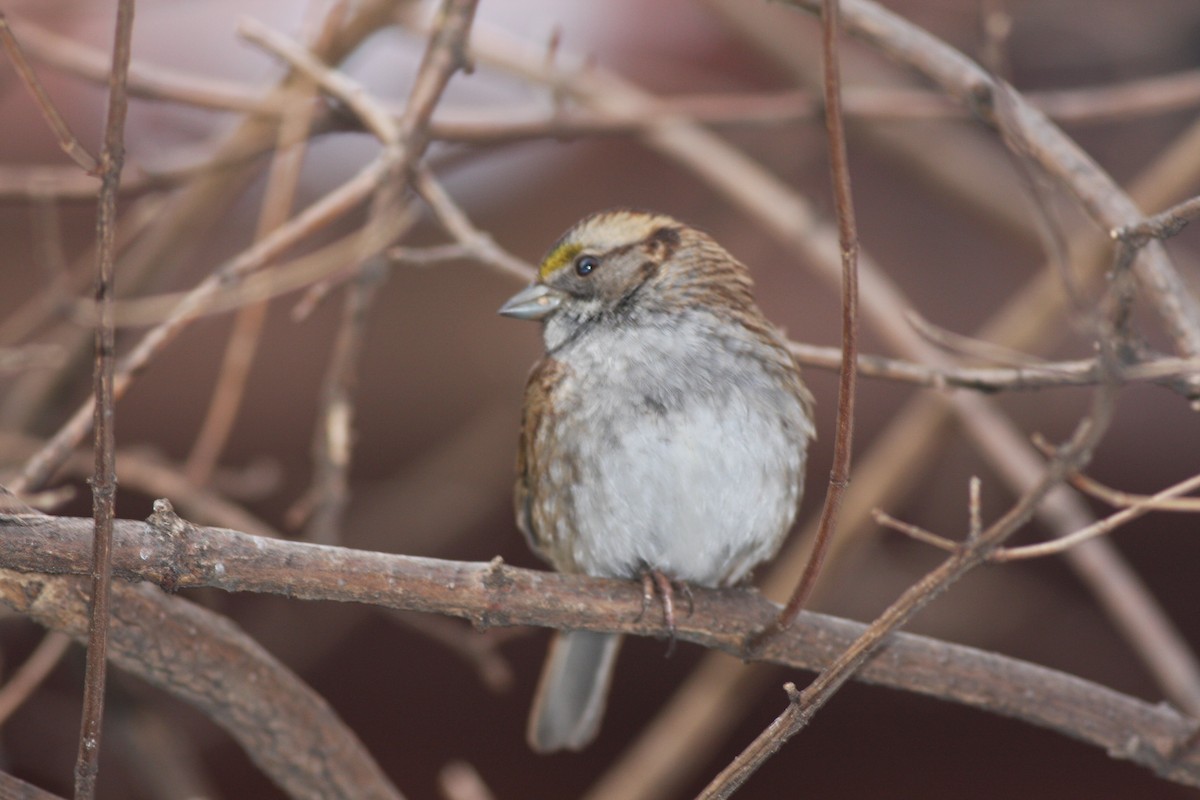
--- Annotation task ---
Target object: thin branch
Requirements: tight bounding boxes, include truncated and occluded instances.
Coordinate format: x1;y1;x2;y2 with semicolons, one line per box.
0;506;1197;788
788;342;1200;392
0;12;98;173
75;2;133;796
769;0;859;634
238;15;400;145
303;261;385;543
993;469;1200;562
292;0;480;542
1068;473;1200;513
0;771;67;800
873;507;960;551
0;631;72;726
904;309;1048;366
412;166;535;282
1116;194;1200;247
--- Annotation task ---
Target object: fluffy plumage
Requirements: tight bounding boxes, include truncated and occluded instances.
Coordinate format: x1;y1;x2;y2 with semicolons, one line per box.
501;209;814;752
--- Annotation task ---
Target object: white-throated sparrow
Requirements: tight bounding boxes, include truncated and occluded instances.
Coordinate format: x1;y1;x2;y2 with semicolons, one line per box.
500;209;814;753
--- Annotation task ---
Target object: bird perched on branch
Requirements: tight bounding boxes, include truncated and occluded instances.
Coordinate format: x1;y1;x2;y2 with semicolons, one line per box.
500;209;814;752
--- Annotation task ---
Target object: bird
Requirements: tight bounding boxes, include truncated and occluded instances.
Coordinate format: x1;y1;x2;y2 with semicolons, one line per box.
499;209;814;753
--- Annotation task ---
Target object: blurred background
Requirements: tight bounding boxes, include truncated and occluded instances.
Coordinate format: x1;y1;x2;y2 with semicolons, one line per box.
2;0;1200;797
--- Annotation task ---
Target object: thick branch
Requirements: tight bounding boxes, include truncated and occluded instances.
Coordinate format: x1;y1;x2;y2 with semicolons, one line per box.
0;556;402;800
0;507;1196;788
0;551;403;800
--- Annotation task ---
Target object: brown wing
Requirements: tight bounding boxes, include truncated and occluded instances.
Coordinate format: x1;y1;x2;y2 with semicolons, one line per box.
514;355;568;565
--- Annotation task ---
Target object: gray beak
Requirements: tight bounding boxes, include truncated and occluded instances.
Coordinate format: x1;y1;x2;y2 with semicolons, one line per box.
498;283;564;321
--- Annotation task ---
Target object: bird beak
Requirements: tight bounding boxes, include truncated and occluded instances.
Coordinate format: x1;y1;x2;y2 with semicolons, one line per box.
498;283;564;321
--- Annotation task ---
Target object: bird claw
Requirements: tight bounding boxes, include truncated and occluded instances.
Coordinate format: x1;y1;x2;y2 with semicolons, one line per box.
636;569;690;657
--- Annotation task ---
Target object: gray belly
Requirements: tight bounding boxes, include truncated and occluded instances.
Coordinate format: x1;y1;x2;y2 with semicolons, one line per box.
564;397;805;587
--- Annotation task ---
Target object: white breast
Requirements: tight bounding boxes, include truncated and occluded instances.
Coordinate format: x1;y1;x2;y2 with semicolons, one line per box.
541;315;812;587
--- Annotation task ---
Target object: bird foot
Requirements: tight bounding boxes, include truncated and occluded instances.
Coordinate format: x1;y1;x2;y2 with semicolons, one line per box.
636;569;693;657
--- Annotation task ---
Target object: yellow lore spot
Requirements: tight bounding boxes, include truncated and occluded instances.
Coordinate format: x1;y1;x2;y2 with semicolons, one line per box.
539;242;583;280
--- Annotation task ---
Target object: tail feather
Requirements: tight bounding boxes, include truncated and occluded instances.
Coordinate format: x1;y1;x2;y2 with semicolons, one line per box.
528;631;623;752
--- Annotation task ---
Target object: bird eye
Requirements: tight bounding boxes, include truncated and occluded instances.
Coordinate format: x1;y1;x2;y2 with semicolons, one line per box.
574;255;599;277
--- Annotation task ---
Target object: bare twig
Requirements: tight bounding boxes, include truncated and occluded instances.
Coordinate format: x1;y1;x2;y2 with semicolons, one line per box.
0;771;67;800
75;2;134;796
904;309;1048;366
968;476;983;540
993;469;1200;561
238;15;400;144
412;166;535;281
0;12;98;173
438;762;497;800
1068;472;1200;513
0;631;72;726
289;0;480;541
1116;195;1200;247
768;0;859;635
788;342;1200;392
11;153;388;496
303;262;385;543
872;507;960;551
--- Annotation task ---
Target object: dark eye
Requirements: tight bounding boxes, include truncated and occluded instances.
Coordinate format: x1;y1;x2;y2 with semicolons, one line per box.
574;255;599;277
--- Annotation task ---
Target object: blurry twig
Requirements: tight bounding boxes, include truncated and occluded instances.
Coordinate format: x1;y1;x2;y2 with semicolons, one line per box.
256;0;480;542
788;342;1200;392
0;631;72;726
1116;195;1200;247
905;309;1047;366
439;761;497;800
0;11;98;173
12;149;391;495
0;771;66;800
186;4;343;487
412;166;536;281
239;14;400;144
